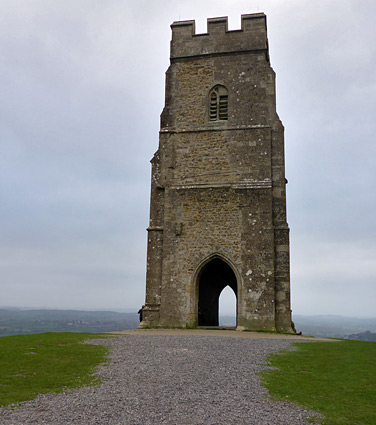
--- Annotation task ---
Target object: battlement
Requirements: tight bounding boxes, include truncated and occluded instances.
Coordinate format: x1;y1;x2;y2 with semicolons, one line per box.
170;14;268;60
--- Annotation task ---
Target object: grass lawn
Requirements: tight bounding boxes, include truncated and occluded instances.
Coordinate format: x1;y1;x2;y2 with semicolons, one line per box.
260;339;376;425
0;332;110;407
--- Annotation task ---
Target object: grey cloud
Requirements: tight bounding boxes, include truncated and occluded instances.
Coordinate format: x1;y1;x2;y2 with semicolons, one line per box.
1;0;375;316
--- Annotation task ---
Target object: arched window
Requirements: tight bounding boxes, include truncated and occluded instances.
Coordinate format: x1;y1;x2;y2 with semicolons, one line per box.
209;85;228;121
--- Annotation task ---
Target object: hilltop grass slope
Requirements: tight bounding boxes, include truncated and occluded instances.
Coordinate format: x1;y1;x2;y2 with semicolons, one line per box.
261;339;376;425
0;333;109;407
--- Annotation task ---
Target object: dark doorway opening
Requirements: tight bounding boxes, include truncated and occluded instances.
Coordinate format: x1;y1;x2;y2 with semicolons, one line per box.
198;258;237;326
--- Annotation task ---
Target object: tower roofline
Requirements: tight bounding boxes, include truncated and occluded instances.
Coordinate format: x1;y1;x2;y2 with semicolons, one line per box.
170;14;268;59
171;13;266;33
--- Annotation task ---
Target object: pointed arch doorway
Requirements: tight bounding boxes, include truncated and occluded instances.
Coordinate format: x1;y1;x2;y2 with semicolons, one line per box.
197;258;237;327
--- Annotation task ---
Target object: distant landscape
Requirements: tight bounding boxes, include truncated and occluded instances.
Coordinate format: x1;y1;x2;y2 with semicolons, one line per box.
1;308;376;341
0;308;139;336
293;314;376;340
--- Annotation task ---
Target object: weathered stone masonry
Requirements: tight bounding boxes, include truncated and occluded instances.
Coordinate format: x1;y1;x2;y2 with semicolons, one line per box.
141;13;294;332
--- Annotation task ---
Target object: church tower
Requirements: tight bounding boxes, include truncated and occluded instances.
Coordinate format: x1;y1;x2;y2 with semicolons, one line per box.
142;14;294;332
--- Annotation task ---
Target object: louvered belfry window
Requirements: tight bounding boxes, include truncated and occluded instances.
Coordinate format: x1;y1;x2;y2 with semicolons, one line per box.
209;85;228;121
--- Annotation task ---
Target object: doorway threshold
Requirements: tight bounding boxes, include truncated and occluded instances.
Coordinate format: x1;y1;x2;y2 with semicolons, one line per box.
198;326;236;330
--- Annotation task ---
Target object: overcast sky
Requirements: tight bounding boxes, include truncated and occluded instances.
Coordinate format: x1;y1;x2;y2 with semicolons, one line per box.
1;0;375;317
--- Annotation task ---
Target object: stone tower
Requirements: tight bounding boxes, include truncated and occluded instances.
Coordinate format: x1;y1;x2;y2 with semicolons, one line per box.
142;13;294;332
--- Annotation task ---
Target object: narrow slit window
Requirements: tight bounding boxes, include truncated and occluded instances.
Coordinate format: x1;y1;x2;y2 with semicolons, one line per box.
209;85;228;121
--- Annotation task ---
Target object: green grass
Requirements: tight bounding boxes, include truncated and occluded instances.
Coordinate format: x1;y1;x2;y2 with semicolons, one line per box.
0;332;110;407
260;340;376;425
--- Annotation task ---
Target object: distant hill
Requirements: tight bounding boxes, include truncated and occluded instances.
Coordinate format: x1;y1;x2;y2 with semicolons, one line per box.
221;314;376;340
219;315;237;326
346;331;376;342
293;315;376;339
0;308;139;336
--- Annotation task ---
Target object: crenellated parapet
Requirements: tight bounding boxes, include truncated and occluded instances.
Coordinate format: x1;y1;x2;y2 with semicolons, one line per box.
170;13;268;60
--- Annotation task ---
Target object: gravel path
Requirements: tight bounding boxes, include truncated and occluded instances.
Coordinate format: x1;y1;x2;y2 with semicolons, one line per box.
0;335;321;424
